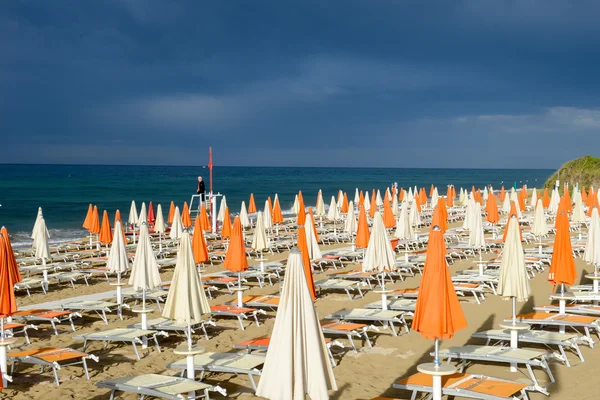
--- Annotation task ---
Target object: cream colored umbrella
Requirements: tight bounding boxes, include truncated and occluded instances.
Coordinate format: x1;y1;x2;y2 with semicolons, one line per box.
407;187;414;203
530;188;538;208
409;199;421;227
316;190;326;217
252;211;270;253
584;207;600;281
138;202;147;226
169;206;184;240
362;212;395;289
240;201;250;228
327;196;339;221
354;188;360;205
363;193;371;211
263;200;273;230
34;216;51;283
572;191;586;224
292;194;300;215
128;200;139;243
458;188;466;206
392;193;399;216
468;203;486;258
386;188;392;201
531;199;548;255
129;222;161;329
395;204;415;240
107;220;130;304
256;247;336;399
498;215;531;323
344;201;357;235
509;191;522;218
154;204;166;253
304;214;322;260
217;196;228;223
501;193;511;214
31;207;49;245
375;190;383;207
462;196;473;230
483;187;489;203
336;190;344;210
549;188;560;214
430;187;439;208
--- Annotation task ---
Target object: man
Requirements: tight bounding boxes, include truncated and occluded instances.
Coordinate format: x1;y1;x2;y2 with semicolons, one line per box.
197;176;206;203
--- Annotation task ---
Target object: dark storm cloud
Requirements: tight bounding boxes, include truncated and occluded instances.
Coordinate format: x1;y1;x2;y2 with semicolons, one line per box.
2;1;600;167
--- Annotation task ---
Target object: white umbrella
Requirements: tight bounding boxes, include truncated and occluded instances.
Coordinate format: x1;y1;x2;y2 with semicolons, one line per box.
327;196;339;221
316;190;326;217
386;188;392;201
530;188;538;208
483;187;489;202
138;202;147;226
409;199;421;227
292;195;300;215
252;211;270;253
154;204;166;253
531;199;548;238
584;207;600;273
217;196;228;223
256;247;337;399
354;188;360;205
395;204;414;240
498;215;531;322
458;188;466;206
336;190;344;210
430;187;439;209
169;206;184;240
375;190;383;207
572;191;586;224
509;191;522;218
263;200;273;230
549;188;560;214
407;187;414;203
34;216;51;283
392;193;399;216
501;193;511;214
468;203;485;249
107;220;130;304
344;201;357;234
363;193;371;211
362;212;395;288
128;200;139;243
462;196;473;230
129;222;162;329
31;207;49;243
304;214;322;260
240;201;250;228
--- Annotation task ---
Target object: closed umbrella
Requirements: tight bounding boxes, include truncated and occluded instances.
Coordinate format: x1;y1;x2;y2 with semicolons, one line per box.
292;194;300;215
99;210;113;246
341;192;349;214
82;204;93;231
395;204;415;240
0;232;20;388
181;202;192;228
468;203;485;251
549;211;577;294
169;206;183;240
240;201;250;228
572;191;586;224
297;229;317;301
375;190;383;207
147;201;156;225
154;204;166;253
409;199;421;227
107;220;129;304
221;207;232;239
217;196;228;223
355;205;370;250
263;200;273;231
392;192;399;216
198;203;210;232
128;201;139;244
32;207;50;250
1;227;22;287
327;196;338;221
252;211;270;255
315;190;326;220
530;188;538;208
192;216;209;265
412;225;467;400
256;248;336;400
129;222;161;329
272;196;284;233
542;189;550;208
344;201;357;236
308;209;320;243
363;192;371;212
223;216;249;305
531;199;548;254
382;195;396;229
138;203;148;227
584;207;600;287
248;193;257;214
354;188;360;205
549;188;560;214
362;212;395;289
369;190;377;218
304;214;322;261
34;216;51;283
168;201;175;225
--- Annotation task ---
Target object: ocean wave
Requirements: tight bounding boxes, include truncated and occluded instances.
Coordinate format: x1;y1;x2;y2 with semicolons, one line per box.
9;228;88;249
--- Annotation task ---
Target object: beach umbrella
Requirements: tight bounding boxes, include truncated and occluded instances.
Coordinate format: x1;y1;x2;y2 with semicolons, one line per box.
412;225;467;400
168;201;175;225
531;200;548;246
315;190;326;218
198;203;210;231
138;203;148;227
499;215;530;304
584;208;600;276
154;205;166;253
162;231;211;381
107;220;129;304
429;184;435;198
587;190;598;215
369;190;377;218
509;191;523;218
572;191;586;223
1;227;22;286
89;205;101;249
240;201;250;228
341;192;349;214
248;194;257;214
548;211;577;293
297;192;306;226
502;202;521;242
148;201;156;224
461;196;473;231
409;199;421;227
486;193;499;224
586;188;595;208
114;210;126;245
363;192;371;211
263;200;273;230
221;207;232;239
392;192;399;216
354;188;360;205
355;205;370;249
267;196;274;218
129;222;161;329
181;202;192;228
169;206;184;240
375;189;383;207
0;233;19;388
439;197;448;229
327;196;339;221
362;212;395;288
192;216;209;265
542;189;551;208
501;192;511;214
499;186;506;202
297;228;317;301
256;247;336;399
82;204;93;231
549;188;560;214
307;209;320;243
395;204;415;240
563;185;573;213
128;200;139;228
530;189;538;208
382;195;396;229
344;201;357;235
430;205;447;234
335;190;343;211
358;191;365;210
252;211;270;253
99;210;113;245
420;188;428;207
31;207;49;242
468;203;485;250
223;216;249;305
430;187;439;209
272;196;284;227
482;186;489;203
292;194;300;215
217;196;228;223
386;188;392;201
458;188;466;206
304;214;322;261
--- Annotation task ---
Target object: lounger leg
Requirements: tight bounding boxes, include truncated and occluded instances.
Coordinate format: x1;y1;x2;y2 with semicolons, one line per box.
543;359;555;383
153;335;161;353
347;335;358;353
252;313;260;327
248;374;258;392
388;321;398;336
69;317;76;332
131;342;141;360
109;389;115;400
82;358;90;379
327;347;336;367
52;367;60;386
525;364;541;389
51;320;59;336
101;311;108;325
362;332;372;348
573;343;585;362
557;346;570;367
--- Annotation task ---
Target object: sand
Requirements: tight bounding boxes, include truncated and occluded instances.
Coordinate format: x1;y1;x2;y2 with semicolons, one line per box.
3;228;597;400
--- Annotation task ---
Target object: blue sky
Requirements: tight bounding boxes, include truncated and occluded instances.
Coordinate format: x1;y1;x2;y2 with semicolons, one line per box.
2;1;600;168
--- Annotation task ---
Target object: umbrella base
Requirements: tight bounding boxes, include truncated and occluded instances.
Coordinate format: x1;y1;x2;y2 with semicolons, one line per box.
417;363;457;400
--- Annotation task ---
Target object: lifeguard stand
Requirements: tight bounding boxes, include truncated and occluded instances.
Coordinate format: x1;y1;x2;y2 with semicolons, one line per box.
190;192;223;233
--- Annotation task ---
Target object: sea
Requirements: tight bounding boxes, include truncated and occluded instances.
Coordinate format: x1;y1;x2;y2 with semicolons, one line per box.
0;164;553;248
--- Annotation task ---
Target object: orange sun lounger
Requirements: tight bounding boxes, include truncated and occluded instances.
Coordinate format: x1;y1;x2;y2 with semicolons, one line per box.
210;305;266;330
234;337;342;367
4;322;37;345
225;295;280;310
12;309;80;335
321;321;373;352
8;347;98;386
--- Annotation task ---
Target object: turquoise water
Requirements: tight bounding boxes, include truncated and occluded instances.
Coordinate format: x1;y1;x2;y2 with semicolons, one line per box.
0;164;553;246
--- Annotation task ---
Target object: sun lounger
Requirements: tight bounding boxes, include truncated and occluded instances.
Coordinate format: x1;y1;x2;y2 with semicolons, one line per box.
436;345;554;393
3;322;37;345
507;312;600;347
9;347;98;386
131;317;215;341
201;276;240;294
225;294;280;310
61;300;124;324
97;373;226;399
472;329;585;367
393;372;530;400
388;284;486;303
13;309;80;335
534;304;600;319
47;271;91;288
122;288;169;311
365;298;417;314
321;321;374;352
73;328;168;360
452;274;498;295
167;352;264;392
14;277;47;296
210;305;266;330
326;269;390;289
325;308;408;336
315;279;365;300
234;337;342;367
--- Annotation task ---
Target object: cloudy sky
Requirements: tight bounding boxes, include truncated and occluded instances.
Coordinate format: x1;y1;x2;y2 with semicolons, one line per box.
2;1;600;168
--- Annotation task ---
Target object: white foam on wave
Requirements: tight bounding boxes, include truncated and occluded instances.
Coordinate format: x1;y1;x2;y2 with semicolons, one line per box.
9;228;88;249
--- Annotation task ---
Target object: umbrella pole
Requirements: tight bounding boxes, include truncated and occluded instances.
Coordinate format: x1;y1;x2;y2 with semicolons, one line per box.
187;322;193;350
89;232;93;248
159;233;162;253
141;288;148;330
434;337;440;366
512;296;517;325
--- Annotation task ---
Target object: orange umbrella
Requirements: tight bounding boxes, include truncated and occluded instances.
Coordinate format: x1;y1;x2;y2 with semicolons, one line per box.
563;185;572;213
297;191;306;226
192;216;209;264
476;189;483;205
542;188;550;208
358;191;365;207
502;202;522;242
168;201;175;224
221;207;232;238
248;194;257;213
429;184;435;198
341;192;349;214
419;188;427;206
83;204;93;230
308;208;320;243
147;201;156;224
555;196;568;228
355;206;370;249
582;188;588;204
519;186;527;201
430;205;447;233
223;216;248;273
1;226;22;285
587;195;599;217
413;225;467;342
199;203;210;231
272;197;284;225
99;210;113;244
446;192;454;208
89;206;101;234
485;193;499;224
382;195;396;229
0;234;19;319
517;192;526;211
297;226;316;301
114;210;126;241
181;202;192;228
548;211;576;289
586;188;595;207
499;186;506;202
369;190;377;218
399;188;405;202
